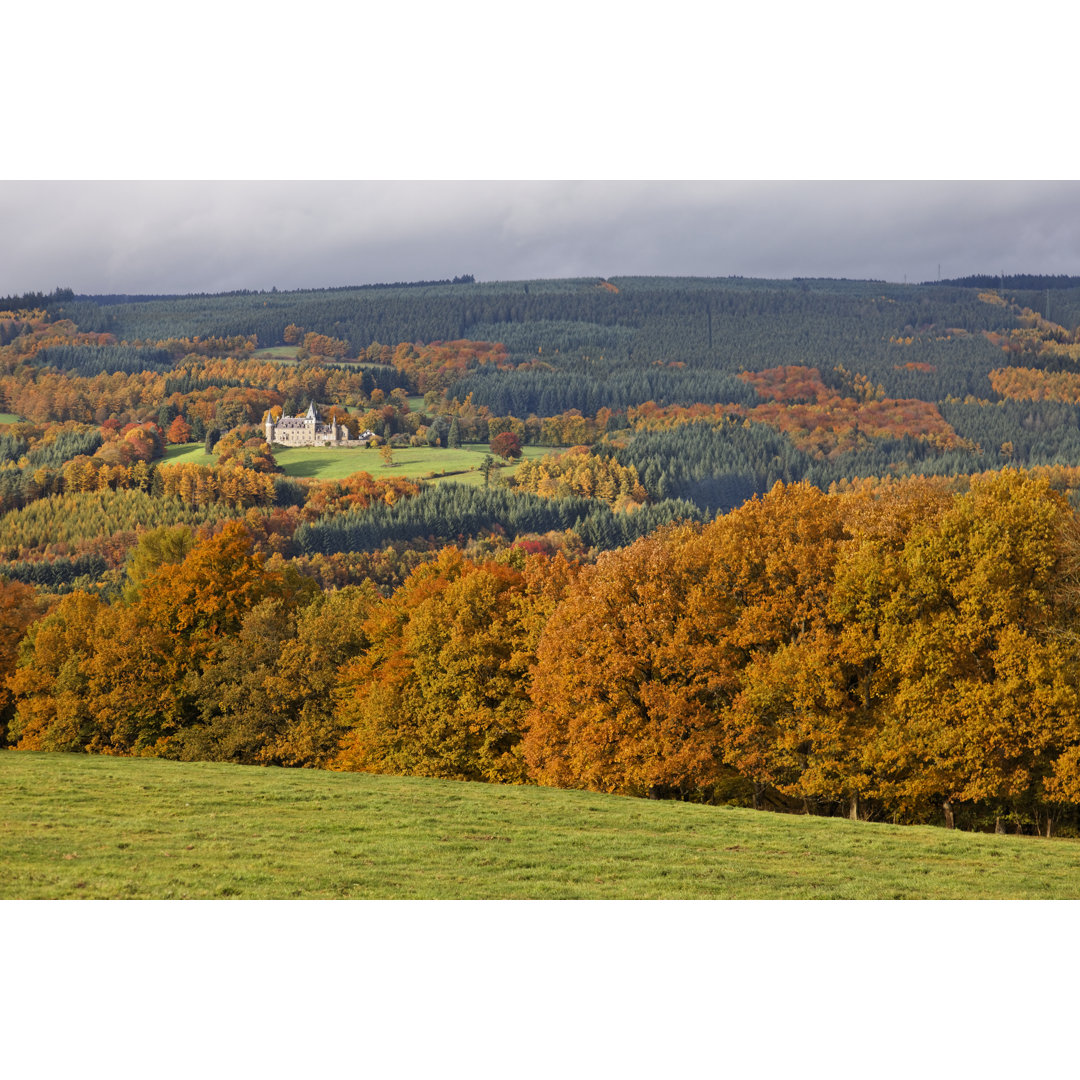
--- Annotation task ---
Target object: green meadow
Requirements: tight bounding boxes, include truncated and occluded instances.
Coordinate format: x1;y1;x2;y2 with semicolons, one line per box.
273;442;549;483
160;442;548;484
273;443;484;482
251;346;301;361
4;751;1080;900
161;442;218;466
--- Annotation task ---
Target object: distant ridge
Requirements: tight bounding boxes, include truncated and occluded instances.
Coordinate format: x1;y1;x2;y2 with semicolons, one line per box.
928;273;1080;289
0;286;74;309
74;275;477;305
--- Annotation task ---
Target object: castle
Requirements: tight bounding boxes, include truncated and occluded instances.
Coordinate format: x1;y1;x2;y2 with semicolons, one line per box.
265;402;370;447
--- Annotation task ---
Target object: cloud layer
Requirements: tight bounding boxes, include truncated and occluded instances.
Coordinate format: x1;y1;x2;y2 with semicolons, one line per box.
3;180;1078;296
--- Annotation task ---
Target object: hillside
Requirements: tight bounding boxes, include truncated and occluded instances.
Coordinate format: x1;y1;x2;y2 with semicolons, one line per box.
4;752;1079;899
6;277;1080;836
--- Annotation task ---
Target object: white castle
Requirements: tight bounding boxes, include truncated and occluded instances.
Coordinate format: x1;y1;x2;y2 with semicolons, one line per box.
265;402;367;447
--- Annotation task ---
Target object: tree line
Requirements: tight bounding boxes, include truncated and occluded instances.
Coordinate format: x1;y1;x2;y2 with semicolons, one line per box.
7;470;1080;836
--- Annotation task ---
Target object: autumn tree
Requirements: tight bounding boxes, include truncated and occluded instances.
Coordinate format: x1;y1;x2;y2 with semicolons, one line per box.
8;523;315;756
166;415;193;445
334;548;547;783
490;431;523;460
862;472;1080;832
524;523;734;799
7;591;106;752
0;578;44;745
258;584;382;766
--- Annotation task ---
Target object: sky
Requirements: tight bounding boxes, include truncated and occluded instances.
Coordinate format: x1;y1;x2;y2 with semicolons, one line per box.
4;179;1080;296
4;2;1080;299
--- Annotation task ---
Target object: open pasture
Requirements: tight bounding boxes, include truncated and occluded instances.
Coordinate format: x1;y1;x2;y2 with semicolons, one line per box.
252;346;301;361
161;443;218;466
4;752;1080;900
272;442;547;483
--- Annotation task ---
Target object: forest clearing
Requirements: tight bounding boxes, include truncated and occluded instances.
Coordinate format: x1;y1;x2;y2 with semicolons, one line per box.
161;440;545;483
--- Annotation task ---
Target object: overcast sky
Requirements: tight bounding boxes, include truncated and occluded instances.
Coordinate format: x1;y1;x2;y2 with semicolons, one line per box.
5;2;1080;299
3;180;1079;297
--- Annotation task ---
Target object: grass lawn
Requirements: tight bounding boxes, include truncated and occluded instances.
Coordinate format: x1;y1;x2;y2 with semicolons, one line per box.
252;345;300;361
161;442;218;466
4;751;1080;899
0;412;23;424
160;440;557;485
273;442;549;484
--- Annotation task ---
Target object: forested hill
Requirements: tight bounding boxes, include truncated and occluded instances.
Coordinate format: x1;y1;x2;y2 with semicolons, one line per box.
48;274;1044;367
20;272;1080;511
935;273;1080;290
11;273;1080;833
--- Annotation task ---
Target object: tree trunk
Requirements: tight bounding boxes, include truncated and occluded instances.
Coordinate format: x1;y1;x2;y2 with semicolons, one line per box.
943;799;955;829
848;794;859;821
995;816;1005;835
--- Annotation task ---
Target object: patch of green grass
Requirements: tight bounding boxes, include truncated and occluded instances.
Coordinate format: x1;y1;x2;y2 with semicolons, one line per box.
158;441;558;486
4;751;1080;899
161;442;217;466
252;346;300;361
273;443;549;484
0;412;23;424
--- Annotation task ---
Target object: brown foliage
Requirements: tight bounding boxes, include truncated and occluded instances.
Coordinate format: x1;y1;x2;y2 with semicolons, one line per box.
334;548;567;783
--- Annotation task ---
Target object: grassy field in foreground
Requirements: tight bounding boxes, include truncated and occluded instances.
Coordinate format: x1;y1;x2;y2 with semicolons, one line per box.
4;751;1080;899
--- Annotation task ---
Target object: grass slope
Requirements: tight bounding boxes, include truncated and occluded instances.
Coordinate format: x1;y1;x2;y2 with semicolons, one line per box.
161;442;549;484
161;442;218;466
273;443;547;483
4;751;1079;899
251;345;300;361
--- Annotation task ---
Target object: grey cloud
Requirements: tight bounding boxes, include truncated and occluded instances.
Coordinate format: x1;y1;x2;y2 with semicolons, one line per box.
1;180;1078;296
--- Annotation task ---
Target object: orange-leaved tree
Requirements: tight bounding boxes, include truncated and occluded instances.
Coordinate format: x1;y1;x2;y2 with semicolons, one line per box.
8;522;315;756
865;471;1080;832
523;522;733;799
334;547;557;783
